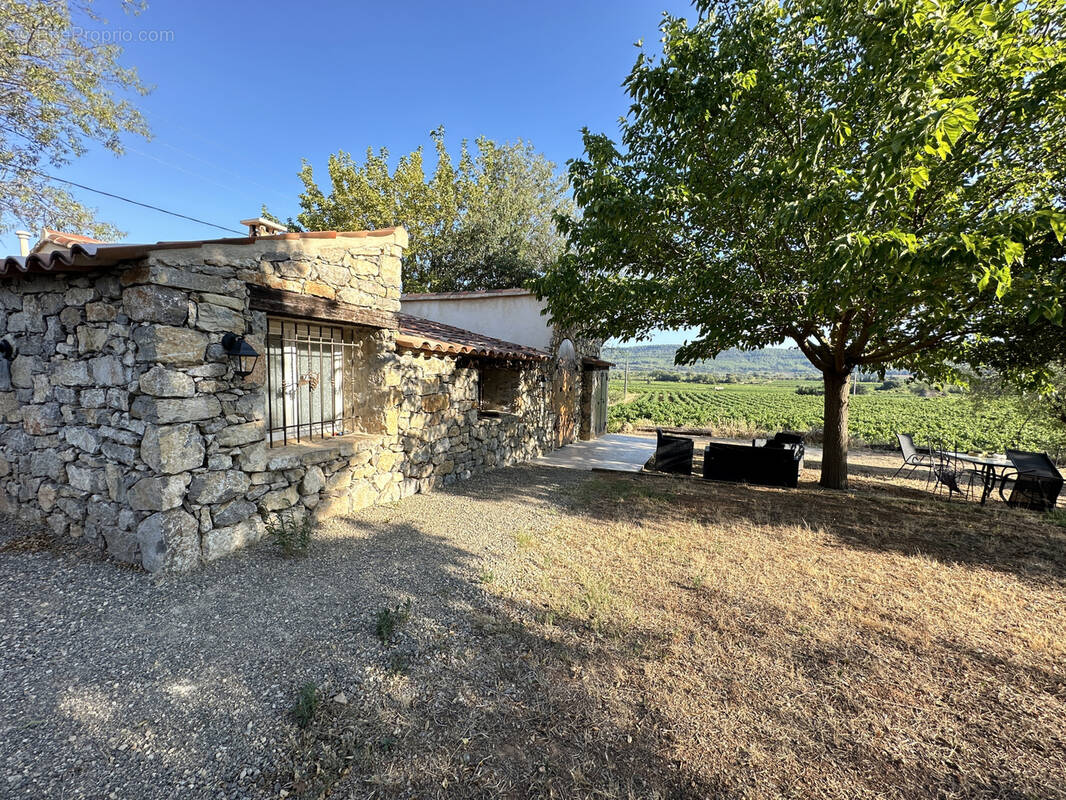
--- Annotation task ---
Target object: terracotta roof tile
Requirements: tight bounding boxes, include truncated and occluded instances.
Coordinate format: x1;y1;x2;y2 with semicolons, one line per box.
38;229;107;249
396;313;549;362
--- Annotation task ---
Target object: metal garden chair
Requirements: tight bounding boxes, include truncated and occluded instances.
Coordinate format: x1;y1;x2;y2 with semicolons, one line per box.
931;441;980;500
893;433;933;480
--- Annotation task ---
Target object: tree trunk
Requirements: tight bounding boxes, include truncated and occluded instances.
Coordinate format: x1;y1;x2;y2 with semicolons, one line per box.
820;371;851;490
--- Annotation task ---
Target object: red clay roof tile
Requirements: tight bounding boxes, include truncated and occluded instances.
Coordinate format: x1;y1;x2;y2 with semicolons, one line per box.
396;313;549;362
38;229;107;249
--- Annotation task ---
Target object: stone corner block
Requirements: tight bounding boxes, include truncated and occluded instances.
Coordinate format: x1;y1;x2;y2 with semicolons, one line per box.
129;473;190;512
202;517;265;562
141;423;205;474
137;509;200;573
132;325;209;366
131;395;222;425
139;365;196;398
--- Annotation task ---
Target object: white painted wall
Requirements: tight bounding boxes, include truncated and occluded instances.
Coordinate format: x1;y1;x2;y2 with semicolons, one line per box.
400;293;554;351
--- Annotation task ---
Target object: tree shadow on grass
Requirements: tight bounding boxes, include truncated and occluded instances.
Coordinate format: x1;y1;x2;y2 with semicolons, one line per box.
556;467;1066;587
279;466;1064;798
805;453;935;483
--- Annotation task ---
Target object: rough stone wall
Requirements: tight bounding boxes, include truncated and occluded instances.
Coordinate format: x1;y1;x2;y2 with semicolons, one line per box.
228;349;561;536
0;271;139;553
392;352;556;494
0;232;408;572
123;233;408;571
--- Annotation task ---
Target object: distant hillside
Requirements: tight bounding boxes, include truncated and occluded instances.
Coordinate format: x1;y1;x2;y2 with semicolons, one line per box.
601;345;907;378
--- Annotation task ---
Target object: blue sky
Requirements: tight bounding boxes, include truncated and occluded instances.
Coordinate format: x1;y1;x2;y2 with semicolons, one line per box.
8;0;698;344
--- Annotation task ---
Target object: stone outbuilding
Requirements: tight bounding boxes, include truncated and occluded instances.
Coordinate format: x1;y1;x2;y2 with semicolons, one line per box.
0;224;608;571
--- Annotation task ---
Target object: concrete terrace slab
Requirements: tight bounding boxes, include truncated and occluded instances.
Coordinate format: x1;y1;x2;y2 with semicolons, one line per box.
533;434;656;472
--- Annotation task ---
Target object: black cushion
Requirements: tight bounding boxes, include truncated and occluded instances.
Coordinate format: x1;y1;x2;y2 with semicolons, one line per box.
655;429;694;475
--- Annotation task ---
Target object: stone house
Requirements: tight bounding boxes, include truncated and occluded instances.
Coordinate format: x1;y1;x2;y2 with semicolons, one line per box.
0;223;609;572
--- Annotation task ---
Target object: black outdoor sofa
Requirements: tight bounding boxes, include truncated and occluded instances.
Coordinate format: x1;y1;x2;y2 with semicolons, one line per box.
652;429;804;487
704;433;805;488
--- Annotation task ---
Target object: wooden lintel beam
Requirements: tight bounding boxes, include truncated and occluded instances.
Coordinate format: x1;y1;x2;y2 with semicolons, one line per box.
248;283;398;330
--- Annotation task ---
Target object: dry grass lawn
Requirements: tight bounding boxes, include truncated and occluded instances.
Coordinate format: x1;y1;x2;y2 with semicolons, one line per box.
511;472;1066;798
294;460;1066;799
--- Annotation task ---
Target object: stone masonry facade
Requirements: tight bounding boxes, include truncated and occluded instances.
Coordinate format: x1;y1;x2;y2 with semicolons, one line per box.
0;228;587;572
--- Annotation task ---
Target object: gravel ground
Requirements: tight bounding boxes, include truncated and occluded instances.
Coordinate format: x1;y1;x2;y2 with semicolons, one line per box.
0;465;588;800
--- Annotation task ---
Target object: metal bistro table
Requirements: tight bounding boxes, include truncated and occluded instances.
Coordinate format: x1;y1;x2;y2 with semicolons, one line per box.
941;451;1012;504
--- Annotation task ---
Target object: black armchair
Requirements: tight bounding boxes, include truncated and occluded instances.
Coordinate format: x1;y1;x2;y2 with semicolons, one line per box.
654;429;694;475
999;449;1063;511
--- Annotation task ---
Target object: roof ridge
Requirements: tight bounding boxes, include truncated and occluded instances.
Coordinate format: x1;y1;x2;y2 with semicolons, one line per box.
2;227;408;276
400;287;531;301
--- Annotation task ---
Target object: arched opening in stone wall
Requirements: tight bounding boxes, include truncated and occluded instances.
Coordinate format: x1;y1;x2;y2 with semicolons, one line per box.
552;339;579;448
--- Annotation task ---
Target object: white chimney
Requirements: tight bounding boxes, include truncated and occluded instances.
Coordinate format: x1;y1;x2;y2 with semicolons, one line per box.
239;217;288;238
14;230;31;257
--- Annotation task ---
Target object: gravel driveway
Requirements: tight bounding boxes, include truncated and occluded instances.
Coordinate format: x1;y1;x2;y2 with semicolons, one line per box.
0;465;588;800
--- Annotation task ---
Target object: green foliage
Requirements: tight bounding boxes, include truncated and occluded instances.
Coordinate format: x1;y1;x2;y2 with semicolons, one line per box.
611;380;1066;457
539;0;1066;486
289;127;572;293
266;510;313;558
291;681;320;729
956;316;1066;421
374;599;411;645
0;1;150;236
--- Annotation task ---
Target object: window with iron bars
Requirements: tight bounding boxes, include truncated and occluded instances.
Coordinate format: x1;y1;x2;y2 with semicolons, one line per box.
265;318;365;447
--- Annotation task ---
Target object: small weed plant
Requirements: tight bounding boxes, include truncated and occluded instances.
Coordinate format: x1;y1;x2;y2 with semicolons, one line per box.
388;652;411;675
1047;508;1066;528
266;510;313;557
375;599;412;645
292;681;320;729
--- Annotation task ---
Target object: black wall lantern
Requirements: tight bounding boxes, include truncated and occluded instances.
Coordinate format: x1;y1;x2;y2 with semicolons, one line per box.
221;332;259;378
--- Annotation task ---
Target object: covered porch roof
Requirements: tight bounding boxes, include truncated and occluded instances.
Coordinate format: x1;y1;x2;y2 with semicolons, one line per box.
396;313;550;362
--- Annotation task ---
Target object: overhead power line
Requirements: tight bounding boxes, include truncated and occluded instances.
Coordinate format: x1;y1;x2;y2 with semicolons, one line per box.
26;167;245;235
